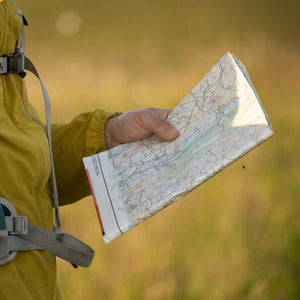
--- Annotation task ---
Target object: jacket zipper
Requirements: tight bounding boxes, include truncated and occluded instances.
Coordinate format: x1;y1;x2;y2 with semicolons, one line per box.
18;79;50;197
16;76;51;195
21;100;50;197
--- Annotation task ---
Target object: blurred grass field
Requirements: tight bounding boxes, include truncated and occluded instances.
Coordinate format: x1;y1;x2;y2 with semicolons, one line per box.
18;0;300;299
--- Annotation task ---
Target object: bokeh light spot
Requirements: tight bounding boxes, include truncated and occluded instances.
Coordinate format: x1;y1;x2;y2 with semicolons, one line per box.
55;11;82;37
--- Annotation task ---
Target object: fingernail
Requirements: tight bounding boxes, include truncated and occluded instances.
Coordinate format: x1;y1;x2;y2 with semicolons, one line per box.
166;128;179;138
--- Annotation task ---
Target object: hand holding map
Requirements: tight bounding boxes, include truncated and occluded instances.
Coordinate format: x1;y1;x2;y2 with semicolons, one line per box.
104;108;180;148
83;52;274;243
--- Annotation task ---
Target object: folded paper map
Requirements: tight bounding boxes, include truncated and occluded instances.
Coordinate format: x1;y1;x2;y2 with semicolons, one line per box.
83;52;274;243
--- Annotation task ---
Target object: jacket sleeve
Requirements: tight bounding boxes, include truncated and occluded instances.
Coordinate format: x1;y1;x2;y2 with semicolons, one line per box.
51;109;120;206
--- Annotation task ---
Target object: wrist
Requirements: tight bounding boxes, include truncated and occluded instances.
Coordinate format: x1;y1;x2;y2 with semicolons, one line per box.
104;114;121;149
104;117;113;149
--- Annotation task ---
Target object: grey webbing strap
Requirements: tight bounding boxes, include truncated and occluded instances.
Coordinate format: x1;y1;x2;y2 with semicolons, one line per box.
24;223;94;267
17;10;26;54
1;218;94;267
7;236;43;252
8;223;94;267
24;57;61;230
0;198;95;267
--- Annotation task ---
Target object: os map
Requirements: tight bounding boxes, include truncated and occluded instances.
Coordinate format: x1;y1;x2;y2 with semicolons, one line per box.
83;52;273;243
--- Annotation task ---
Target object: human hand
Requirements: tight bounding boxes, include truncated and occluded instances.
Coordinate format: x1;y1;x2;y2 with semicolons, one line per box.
104;108;180;149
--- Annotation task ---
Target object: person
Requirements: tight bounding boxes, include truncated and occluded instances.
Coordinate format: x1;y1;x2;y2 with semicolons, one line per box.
0;0;179;299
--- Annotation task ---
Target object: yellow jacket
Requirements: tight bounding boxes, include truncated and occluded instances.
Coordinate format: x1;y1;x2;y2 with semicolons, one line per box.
0;1;117;299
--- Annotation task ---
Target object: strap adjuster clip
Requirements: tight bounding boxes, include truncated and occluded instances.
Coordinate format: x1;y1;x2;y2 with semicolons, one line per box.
0;56;8;74
7;216;28;236
0;50;25;75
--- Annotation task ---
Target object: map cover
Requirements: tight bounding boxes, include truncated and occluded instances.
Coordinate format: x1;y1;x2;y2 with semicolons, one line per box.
83;52;274;243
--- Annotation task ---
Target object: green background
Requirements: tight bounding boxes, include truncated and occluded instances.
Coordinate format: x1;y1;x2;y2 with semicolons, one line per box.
19;0;300;299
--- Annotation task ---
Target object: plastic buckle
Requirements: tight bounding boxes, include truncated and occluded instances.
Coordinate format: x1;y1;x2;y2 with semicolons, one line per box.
0;56;8;74
7;54;19;73
0;50;25;75
9;216;28;236
7;53;24;74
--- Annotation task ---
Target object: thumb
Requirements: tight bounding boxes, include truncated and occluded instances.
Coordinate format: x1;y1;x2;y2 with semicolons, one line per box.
143;108;180;141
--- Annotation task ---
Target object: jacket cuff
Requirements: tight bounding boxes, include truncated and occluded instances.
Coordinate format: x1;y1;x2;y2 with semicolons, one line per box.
85;110;121;156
